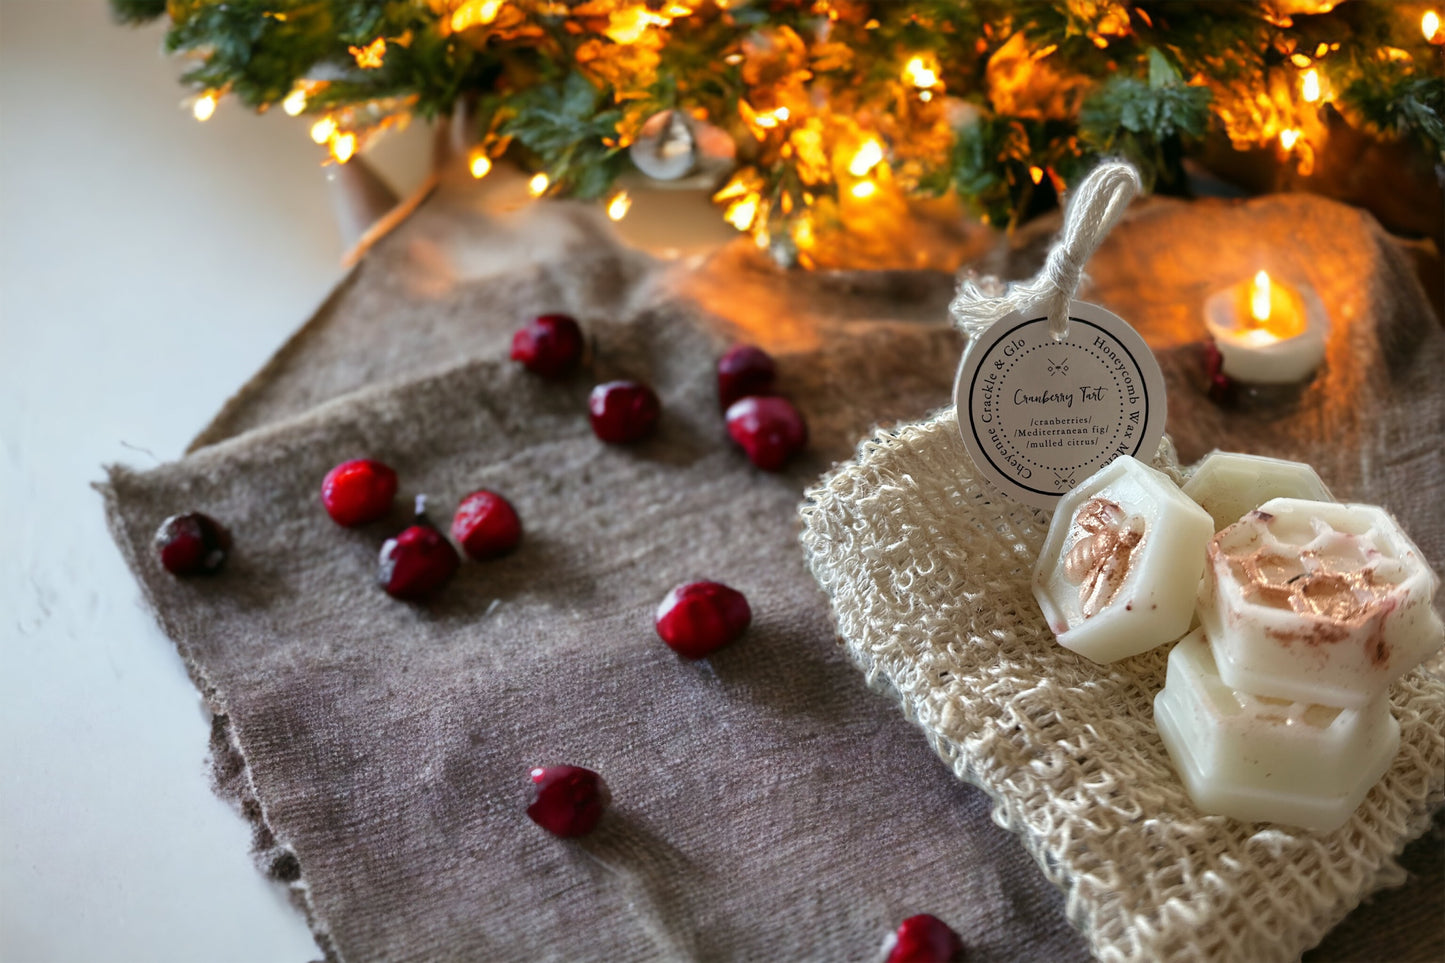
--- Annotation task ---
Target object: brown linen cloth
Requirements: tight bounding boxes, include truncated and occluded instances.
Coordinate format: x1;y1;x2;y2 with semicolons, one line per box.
105;189;1442;961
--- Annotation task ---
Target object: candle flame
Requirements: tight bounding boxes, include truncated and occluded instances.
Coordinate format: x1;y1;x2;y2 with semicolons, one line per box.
467;149;492;179
1424;11;1440;40
282;88;308;116
848;139;884;177
192;92;218;122
1250;271;1272;323
1301;68;1321;103
528;172;550;196
606;190;632;221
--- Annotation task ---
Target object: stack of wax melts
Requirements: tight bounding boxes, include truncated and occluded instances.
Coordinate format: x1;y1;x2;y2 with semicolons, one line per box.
1033;451;1444;831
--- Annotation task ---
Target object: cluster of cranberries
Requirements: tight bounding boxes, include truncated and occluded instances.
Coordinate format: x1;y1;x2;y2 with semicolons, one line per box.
318;458;521;601
156;315;954;954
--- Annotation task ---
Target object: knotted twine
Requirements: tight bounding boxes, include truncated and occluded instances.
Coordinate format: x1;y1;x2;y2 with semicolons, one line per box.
949;161;1142;341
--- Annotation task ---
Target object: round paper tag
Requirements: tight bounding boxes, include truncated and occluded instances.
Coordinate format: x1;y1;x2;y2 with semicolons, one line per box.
953;300;1166;510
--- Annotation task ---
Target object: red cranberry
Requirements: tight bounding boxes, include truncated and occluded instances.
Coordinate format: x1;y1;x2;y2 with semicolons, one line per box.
154;512;231;576
451;490;522;560
526;765;609;837
588;380;660;444
717;344;777;410
378;496;460;600
511;314;584;378
725;395;807;471
654;581;752;659
885;915;964;963
321;458;398;527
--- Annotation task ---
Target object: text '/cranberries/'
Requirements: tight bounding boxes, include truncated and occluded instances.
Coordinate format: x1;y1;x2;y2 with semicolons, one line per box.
884;914;964;963
588;380;660;444
725;395;808;471
451;490;522;560
526;765;610;837
654;581;752;659
321;458;398;527
511;314;584;379
154;512;232;576
378;496;460;600
717;344;777;410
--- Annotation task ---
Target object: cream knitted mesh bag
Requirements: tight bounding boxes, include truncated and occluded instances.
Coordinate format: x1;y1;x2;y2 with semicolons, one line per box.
797;163;1445;962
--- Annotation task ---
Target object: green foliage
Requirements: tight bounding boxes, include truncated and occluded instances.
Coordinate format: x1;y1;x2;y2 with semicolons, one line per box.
498;73;627;199
1080;48;1212;189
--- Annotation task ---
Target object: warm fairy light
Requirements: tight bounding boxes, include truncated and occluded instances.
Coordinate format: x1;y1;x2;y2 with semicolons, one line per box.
1301;69;1321;103
1315;42;1329;58
1029;165;1045;185
192;92;218;122
606;190;632;221
848;139;884;177
724;196;760;231
282;88;308;116
607;6;672;44
451;0;504;31
528;172;550;196
903;56;938;89
1250;271;1272;323
918;90;934;102
1289;52;1312;68
350;37;387;69
850;180;877;199
1424;11;1441;41
755;107;790;129
330;131;356;163
1279;128;1301;150
310;116;337;143
467;148;492;179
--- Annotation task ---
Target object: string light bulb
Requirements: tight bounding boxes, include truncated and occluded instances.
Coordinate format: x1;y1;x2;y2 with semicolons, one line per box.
192;92;218;122
1279;128;1301;150
606;190;632;221
1301;69;1321;103
330;132;356;163
528;172;550;196
468;149;493;179
1424;11;1441;41
724;196;759;231
451;0;504;32
848;139;884;177
282;88;307;116
850;180;877;199
903;56;938;89
310;116;337;144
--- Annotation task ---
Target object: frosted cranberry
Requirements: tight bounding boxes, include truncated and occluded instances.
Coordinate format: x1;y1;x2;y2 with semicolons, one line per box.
885;915;964;963
526;765;609;837
588;380;660;444
717;344;777;410
511;314;584;378
321;458;398;527
655;581;752;659
451;490;522;560
154;512;231;576
725;395;807;471
378;496;460;600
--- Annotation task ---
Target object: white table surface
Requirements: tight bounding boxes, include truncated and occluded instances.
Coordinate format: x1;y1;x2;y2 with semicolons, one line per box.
0;3;432;959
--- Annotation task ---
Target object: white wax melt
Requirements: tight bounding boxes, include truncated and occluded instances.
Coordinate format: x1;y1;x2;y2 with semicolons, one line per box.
1183;450;1333;532
1155;628;1399;832
1200;497;1444;708
1034;456;1214;663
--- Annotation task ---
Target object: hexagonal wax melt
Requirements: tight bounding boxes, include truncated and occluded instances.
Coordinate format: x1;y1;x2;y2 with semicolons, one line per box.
1199;497;1444;709
1182;450;1334;532
1033;456;1214;663
1155;628;1400;832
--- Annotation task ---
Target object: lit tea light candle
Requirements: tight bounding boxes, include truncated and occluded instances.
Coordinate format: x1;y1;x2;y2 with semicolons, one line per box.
1203;270;1328;384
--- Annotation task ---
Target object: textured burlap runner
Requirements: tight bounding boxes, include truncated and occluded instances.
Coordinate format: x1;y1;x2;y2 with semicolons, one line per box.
103;186;1442;961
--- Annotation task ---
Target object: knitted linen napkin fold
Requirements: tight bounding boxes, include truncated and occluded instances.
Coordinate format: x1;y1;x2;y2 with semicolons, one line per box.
102;308;1106;962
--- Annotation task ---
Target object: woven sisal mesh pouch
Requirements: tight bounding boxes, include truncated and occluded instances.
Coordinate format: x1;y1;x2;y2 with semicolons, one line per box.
799;406;1445;963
